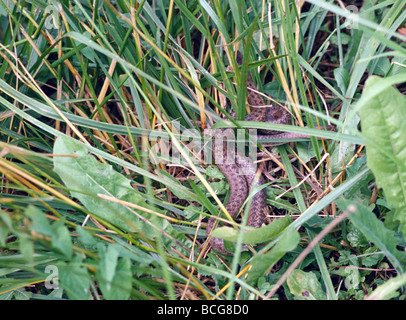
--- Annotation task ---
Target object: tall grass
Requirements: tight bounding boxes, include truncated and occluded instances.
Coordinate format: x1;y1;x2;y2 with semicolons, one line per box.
0;0;405;300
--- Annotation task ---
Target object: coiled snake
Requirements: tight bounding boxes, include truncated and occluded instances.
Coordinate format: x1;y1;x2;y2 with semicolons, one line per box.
200;53;332;255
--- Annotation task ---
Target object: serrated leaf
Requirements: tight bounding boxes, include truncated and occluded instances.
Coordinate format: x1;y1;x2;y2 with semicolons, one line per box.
359;76;406;237
206;165;224;179
287;270;327;300
332;264;363;290
361;249;383;268
337;200;406;274
347;223;369;247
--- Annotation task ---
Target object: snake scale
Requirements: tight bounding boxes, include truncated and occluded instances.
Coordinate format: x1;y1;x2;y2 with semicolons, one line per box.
200;52;332;255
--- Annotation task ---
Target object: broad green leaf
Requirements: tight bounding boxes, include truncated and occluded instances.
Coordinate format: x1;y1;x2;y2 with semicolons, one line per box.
98;244;119;284
53;135;157;234
337;200;406;274
53;136;192;254
366;273;406;300
75;225;98;246
19;236;34;265
334;67;349;95
97;244;132;300
0;213;12;247
47;288;64;299
211;215;292;244
24;205;54;237
12;290;32;300
246;227;299;285
296;141;321;164
51;219;73;260
287;270;327;300
59;257;91;300
105;257;132;300
157;169;196;202
359;76;406;237
23;206;72;259
0;279;42;300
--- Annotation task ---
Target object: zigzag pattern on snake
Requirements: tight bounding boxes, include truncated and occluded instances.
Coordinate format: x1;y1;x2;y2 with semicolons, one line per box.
200;52;332;255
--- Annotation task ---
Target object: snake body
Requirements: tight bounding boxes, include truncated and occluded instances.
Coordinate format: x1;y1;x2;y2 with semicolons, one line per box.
202;53;333;255
202;54;291;255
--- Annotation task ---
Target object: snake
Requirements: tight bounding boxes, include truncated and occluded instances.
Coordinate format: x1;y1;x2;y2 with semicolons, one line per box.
200;52;332;255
